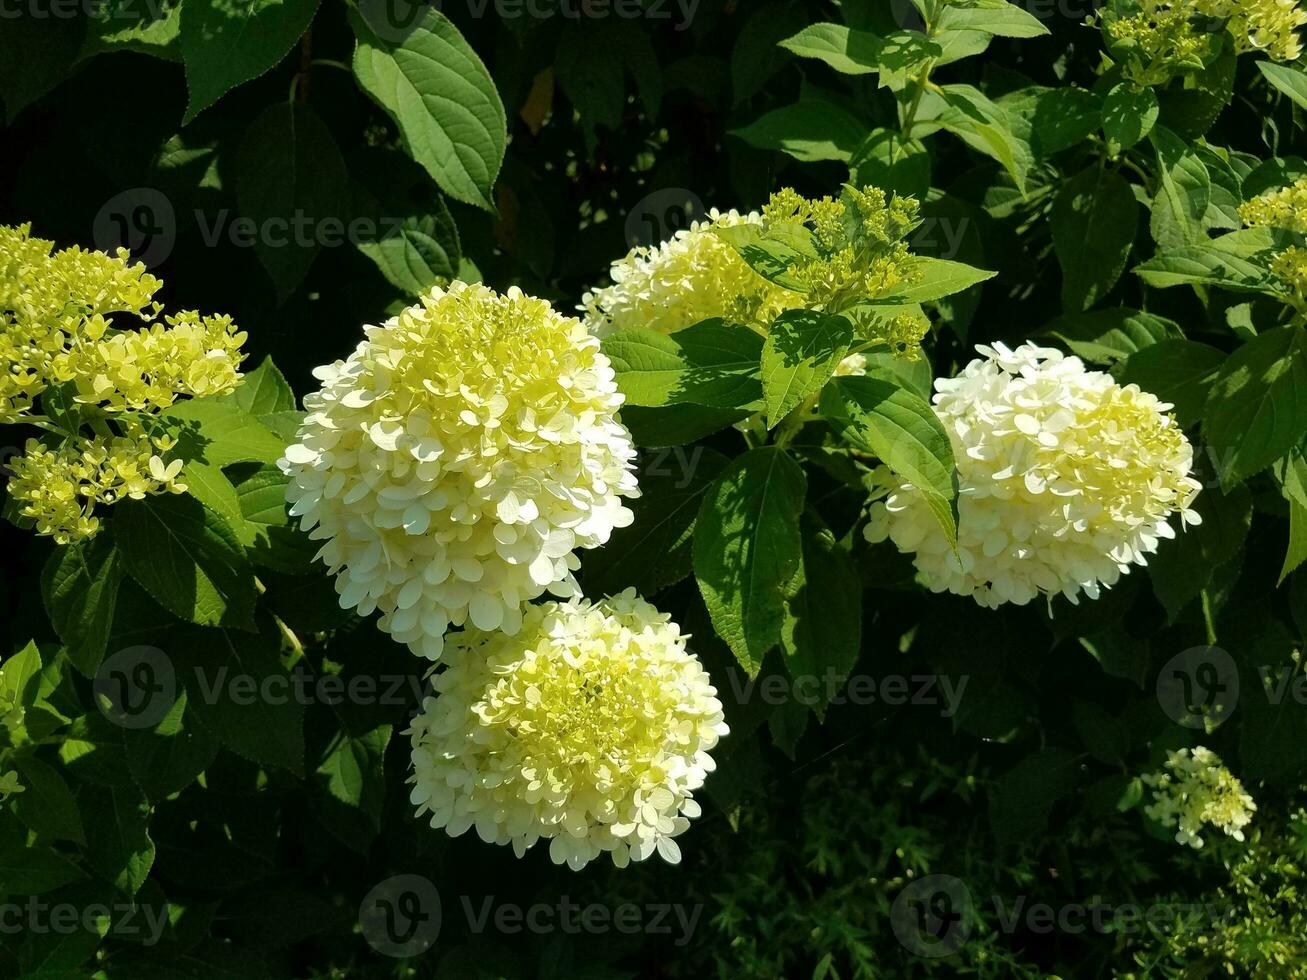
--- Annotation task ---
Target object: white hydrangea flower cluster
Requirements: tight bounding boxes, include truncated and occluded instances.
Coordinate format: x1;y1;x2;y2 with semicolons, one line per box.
580;209;803;338
279;282;639;660
408;590;729;871
1143;746;1256;849
865;343;1202;608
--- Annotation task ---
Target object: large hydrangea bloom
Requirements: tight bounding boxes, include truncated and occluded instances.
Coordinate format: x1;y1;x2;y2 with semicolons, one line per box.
1143;746;1256;849
408;590;729;871
279;282;639;660
865;343;1202;608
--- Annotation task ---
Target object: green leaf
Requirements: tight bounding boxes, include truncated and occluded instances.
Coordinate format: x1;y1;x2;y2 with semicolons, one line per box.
1259;61;1307;112
1039;308;1180;366
115;494;257;630
41;535;124;678
1051;165;1138;312
1134;228;1280;293
712;220;819;292
1276;452;1307;584
0;642;44;715
618;405;750;449
761;311;856;427
997;85;1102;159
82;783;155;896
780;514;863;719
225;357;296;416
82;0;181;62
316;724;391;830
232;463;317;575
731;101;867;163
581;449;729;598
1203;325;1307;487
1101;84;1158;154
351;8;507;211
179;0;321;123
181;460;245;531
180;627;305;775
1119;339;1225;428
778;23;884;75
162;398;288;469
936;83;1031;193
850;129;931;199
693;448;807;676
1148;484;1251;620
122;692;220;803
0;15;82;124
884;257;997;304
234;102;348;298
821;376;958;547
351;146;461;297
936;1;1050;38
10;751;85;845
0;837;83;895
873;31;944;90
602;320;765;410
988;748;1079;849
1150;127;1211;249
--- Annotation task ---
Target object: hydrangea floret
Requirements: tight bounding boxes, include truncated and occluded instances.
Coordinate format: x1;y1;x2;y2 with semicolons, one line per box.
407;590;729;871
865;343;1202;608
1;224;244;542
279;281;639;660
1143;746;1257;848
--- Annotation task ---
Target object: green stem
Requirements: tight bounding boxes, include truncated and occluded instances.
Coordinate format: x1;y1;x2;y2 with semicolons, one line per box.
1200;589;1218;646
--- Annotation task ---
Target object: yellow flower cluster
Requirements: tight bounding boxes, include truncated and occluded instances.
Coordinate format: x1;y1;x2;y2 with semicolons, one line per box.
1143;746;1256;849
1239;177;1307;233
1;224;164;422
866;343;1202;608
1;223;246;542
408;590;729;871
7;426;187;544
1270;246;1307;298
581;208;803;337
53;312;246;413
582;188;931;368
1204;0;1307;61
758;186;923;309
280;281;639;660
1105;0;1306;84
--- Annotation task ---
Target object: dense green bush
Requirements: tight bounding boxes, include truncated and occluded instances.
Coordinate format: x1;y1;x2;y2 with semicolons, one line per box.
3;0;1307;976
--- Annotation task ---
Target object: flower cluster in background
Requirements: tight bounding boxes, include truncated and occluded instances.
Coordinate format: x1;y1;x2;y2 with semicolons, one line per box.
408;590;728;871
1238;177;1307;304
280;281;639;661
1;224;244;542
865;343;1202;608
581;208;803;337
583;186;934;371
1144;746;1257;848
1103;0;1307;86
